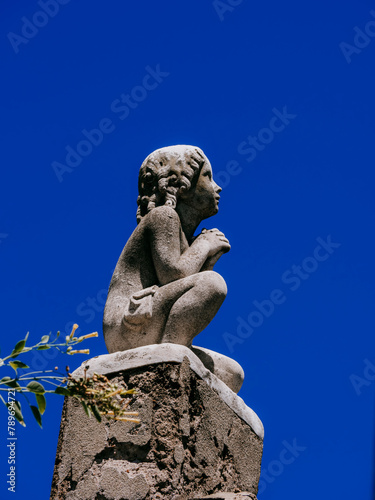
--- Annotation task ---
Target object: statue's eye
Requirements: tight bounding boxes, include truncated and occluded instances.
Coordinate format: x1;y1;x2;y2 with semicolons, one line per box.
203;170;212;179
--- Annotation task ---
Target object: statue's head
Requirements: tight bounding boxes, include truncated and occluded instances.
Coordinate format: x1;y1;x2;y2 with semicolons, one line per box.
136;145;221;223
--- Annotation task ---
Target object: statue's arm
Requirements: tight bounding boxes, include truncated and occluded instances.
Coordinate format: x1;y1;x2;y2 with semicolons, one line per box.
148;207;212;285
200;250;225;271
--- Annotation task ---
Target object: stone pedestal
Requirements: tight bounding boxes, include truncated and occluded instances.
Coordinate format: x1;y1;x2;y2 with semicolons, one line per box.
51;345;263;500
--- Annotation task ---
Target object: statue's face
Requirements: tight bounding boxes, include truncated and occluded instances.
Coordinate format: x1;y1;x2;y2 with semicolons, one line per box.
183;160;222;219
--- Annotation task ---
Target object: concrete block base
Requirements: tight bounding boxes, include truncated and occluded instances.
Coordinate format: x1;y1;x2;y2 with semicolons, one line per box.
51;351;263;499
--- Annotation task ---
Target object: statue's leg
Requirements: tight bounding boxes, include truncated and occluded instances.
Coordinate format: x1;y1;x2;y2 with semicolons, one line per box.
190;346;244;394
153;270;227;346
105;271;226;353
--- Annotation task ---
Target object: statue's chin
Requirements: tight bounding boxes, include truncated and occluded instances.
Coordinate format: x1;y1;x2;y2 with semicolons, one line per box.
202;208;219;220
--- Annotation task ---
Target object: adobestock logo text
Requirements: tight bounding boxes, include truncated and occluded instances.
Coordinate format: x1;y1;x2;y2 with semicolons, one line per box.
7;0;72;54
51;65;169;182
216;106;296;189
223;235;341;353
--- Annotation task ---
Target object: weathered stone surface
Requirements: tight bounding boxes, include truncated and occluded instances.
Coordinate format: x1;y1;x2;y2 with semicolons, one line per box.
51;359;263;499
72;344;263;438
191;346;244;395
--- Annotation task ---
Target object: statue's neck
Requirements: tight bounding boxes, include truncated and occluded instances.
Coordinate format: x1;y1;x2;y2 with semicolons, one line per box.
176;202;202;241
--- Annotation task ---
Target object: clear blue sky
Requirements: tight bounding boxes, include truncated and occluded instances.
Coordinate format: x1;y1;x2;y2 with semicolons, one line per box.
0;1;374;499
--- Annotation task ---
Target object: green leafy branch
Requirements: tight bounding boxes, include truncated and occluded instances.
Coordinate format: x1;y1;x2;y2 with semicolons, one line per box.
0;324;139;428
65;369;140;424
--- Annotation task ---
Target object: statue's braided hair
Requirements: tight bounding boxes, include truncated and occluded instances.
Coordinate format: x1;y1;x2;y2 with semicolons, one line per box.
136;145;207;223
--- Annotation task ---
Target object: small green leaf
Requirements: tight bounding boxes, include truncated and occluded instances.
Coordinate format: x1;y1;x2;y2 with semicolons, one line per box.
91;404;102;422
80;400;91;418
9;360;29;372
0;377;21;389
55;386;71;396
9;338;27;358
30;405;42;428
36;394;46;415
12;401;25;427
40;335;50;344
26;381;45;394
36;345;50;350
12;339;26;353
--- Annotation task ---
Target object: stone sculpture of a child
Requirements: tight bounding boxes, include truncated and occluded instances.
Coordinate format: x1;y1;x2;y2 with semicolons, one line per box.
103;145;244;392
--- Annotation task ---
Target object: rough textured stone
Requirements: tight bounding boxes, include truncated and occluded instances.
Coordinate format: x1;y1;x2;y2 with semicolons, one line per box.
103;145;244;392
72;345;263;439
51;359;263;499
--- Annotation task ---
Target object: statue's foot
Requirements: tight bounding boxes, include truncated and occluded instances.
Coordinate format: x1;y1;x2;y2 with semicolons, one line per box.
190;345;244;393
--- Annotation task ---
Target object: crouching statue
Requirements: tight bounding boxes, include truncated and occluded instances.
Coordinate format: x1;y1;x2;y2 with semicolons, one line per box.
103;145;244;393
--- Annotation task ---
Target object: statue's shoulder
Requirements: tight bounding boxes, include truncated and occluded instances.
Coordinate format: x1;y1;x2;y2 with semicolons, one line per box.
145;205;180;227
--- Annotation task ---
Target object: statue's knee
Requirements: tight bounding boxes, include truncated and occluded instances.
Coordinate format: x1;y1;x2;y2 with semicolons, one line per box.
202;271;227;301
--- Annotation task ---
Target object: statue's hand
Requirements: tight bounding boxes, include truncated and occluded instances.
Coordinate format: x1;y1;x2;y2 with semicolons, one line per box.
199;228;231;257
